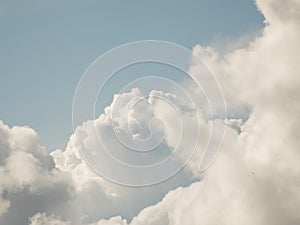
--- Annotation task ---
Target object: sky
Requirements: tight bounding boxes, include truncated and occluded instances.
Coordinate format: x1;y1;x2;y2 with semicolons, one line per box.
0;0;264;150
1;1;300;225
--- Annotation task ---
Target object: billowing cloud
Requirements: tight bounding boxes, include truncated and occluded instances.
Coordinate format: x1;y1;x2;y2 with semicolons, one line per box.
29;213;71;225
0;86;201;224
0;122;80;225
51;87;200;223
1;0;300;224
127;0;300;224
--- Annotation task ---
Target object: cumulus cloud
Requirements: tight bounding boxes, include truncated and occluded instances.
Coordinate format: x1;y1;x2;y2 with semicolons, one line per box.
29;213;71;225
0;84;201;224
51;87;199;223
1;0;300;224
0;122;80;225
126;0;300;224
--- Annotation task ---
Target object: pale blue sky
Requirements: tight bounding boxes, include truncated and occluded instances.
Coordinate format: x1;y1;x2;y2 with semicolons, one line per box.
0;0;264;150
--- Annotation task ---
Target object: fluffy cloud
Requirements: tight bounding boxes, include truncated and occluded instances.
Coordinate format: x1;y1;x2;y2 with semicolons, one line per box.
0;91;197;225
51;87;199;223
29;213;71;225
0;122;80;225
1;0;300;224
0;82;202;224
126;0;300;224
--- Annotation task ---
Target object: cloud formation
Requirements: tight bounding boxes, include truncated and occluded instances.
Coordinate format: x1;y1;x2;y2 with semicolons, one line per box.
0;122;80;225
0;88;199;224
1;0;300;224
127;0;300;224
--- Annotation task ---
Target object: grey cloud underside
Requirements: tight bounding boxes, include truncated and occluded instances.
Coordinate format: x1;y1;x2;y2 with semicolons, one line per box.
1;0;300;224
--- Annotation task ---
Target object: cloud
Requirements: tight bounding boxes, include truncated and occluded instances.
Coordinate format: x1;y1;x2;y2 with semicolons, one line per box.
29;213;71;225
1;0;300;224
88;217;127;225
256;0;300;24
0;121;81;225
125;0;300;224
51;87;200;223
0;87;200;224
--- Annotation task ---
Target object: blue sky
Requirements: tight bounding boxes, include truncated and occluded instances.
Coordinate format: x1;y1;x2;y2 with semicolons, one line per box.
0;0;264;150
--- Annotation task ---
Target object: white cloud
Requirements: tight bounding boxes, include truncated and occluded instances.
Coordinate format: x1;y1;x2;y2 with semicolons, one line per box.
29;213;71;225
0;121;80;225
51;87;199;223
1;0;300;224
125;0;300;224
88;217;127;225
0;86;200;224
